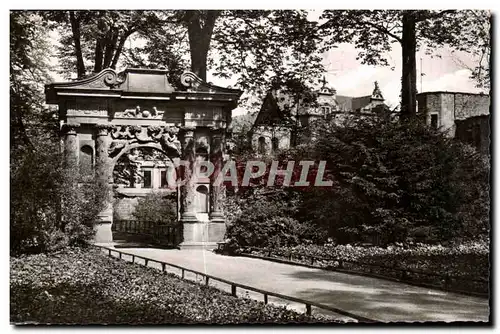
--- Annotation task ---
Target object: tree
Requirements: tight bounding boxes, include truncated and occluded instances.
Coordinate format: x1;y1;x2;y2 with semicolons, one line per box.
42;10;165;78
45;10;325;104
123;10;325;104
182;10;221;81
10;11;57;154
320;10;491;119
10;12;108;254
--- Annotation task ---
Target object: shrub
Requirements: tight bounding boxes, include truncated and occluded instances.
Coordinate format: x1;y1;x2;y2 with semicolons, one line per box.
132;191;177;223
11;145;108;255
295;117;490;244
10;248;331;324
224;190;327;250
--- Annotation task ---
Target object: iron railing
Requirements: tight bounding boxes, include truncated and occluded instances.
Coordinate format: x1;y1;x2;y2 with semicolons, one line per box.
240;246;488;297
112;220;182;246
94;244;376;323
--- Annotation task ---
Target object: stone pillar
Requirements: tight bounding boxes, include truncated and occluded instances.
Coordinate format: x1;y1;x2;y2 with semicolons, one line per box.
94;124;113;243
62;123;79;167
179;126;197;222
209;128;225;222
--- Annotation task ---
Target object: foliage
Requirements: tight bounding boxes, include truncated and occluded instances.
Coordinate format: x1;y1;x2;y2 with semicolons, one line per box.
10;12;57;155
224;190;326;250
41;10;166;78
209;10;324;100
10;247;332;324
293;116;490;245
11;147;108;254
131;191;177;223
244;240;489;293
225;116;489;248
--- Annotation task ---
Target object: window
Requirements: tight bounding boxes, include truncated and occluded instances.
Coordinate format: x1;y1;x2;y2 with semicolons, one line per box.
143;170;152;188
272;137;279;152
160;170;167;188
79;145;93;176
258;136;266;154
430;114;438;129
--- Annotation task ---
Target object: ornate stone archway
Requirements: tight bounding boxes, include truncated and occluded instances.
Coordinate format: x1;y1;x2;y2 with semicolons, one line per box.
46;68;242;247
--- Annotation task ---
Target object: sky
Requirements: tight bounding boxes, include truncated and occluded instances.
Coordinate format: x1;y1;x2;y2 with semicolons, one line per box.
46;11;487;116
212;43;486;116
203;11;486;116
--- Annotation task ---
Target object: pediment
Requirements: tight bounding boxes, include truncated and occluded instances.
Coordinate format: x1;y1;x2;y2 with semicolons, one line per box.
46;68;242;104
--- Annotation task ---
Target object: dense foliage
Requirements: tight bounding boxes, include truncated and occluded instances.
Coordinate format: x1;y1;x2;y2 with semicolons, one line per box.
131;191;178;223
242;241;489;294
225;117;490;248
10;247;332;324
224;189;326;250
11;12;108;255
11;148;108;255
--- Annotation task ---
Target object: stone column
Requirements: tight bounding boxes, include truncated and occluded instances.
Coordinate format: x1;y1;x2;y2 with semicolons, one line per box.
62;123;79;167
209;128;225;222
94;124;113;243
179;126;197;222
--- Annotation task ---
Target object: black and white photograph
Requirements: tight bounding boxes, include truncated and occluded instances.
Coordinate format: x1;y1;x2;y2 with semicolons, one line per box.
8;6;493;326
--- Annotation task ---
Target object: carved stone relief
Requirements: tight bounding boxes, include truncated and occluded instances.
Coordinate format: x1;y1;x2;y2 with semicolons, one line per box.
108;125;182;158
67;101;107;116
115;105;165;119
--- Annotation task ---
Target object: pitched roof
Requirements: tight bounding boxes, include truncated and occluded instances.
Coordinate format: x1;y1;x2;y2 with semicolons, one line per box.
351;96;373;111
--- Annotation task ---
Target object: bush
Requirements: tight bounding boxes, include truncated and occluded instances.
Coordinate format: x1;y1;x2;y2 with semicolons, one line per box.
132;191;177;223
245;240;489;293
11;145;108;255
10;247;332;324
295;117;490;244
224;190;327;250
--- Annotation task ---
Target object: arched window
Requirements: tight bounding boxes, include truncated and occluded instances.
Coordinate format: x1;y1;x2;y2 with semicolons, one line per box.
271;137;279;152
195;185;209;213
79;145;93;176
258;136;266;154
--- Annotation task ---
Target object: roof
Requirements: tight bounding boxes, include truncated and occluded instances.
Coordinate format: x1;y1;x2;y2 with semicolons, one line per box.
351;96;372;111
45;68;242;105
417;91;489;97
336;95;352;111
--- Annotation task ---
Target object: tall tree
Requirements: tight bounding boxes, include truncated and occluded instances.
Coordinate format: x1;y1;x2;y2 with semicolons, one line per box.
123;10;324;102
10;11;56;153
320;10;491;119
43;10;165;79
182;10;221;81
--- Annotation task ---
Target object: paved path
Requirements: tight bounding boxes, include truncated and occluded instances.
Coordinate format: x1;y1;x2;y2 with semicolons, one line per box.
96;244;489;323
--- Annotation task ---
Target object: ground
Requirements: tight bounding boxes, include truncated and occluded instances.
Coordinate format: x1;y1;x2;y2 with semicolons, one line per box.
96;244;490;322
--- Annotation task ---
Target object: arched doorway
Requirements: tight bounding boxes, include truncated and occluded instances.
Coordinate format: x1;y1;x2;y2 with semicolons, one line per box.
111;146;180;246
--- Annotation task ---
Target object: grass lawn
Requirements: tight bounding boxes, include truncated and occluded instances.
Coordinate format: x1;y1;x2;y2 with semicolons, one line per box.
10;247;331;324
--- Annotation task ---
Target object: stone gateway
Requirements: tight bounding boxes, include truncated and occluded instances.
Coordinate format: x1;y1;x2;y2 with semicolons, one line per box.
45;68;242;247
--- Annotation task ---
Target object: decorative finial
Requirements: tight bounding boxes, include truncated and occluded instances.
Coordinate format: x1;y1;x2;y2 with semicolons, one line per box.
321;75;327;87
372;81;384;100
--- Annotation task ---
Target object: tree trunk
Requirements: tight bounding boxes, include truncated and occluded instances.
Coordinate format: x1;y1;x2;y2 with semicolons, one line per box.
69;11;86;79
190;49;209;81
111;31;133;69
401;12;417;119
185;10;220;81
94;38;104;73
102;29;118;69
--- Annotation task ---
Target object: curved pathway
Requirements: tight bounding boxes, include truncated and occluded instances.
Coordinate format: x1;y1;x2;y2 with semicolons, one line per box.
96;243;489;323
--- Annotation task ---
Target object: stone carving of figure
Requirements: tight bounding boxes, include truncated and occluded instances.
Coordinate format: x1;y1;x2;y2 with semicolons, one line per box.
160;128;181;156
127;148;143;186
